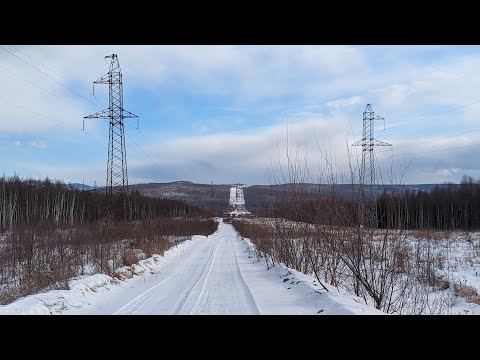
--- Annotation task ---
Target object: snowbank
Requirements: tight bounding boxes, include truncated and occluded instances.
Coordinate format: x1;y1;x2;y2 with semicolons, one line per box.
0;236;203;315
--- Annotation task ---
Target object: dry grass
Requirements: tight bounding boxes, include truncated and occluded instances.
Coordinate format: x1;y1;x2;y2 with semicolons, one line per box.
409;229;455;241
122;249;142;266
139;241;171;257
0;217;218;305
454;282;480;305
231;216;467;313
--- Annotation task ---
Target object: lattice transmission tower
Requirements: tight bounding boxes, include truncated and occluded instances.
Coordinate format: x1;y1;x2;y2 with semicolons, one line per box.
352;104;391;229
84;54;138;219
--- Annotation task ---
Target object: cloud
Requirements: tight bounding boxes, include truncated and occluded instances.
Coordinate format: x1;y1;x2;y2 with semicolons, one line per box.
0;48;96;135
127;112;356;184
14;45;368;102
125;102;480;186
435;168;459;178
4;45;480;185
0;139;48;149
327;96;365;109
30;141;48;149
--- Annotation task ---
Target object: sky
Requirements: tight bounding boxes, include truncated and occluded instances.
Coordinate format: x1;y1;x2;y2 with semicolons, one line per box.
1;45;480;186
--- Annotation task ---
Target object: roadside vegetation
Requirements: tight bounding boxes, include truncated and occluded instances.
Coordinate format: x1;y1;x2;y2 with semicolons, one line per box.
232;143;480;314
0;175;217;304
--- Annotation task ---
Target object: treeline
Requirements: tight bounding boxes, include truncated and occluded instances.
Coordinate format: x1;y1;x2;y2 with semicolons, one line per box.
0;175;218;304
378;175;480;230
0;176;208;229
236;182;462;313
251;176;480;231
250;185;358;228
0;217;218;304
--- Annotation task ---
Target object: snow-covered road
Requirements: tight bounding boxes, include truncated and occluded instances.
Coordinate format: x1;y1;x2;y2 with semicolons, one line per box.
112;221;260;314
0;218;381;315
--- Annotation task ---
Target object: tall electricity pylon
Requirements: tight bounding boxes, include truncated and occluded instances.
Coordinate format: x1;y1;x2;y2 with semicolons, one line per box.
84;54;138;220
353;104;391;229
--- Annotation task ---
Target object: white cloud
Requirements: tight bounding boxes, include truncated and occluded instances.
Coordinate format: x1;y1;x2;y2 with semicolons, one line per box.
0;47;96;135
435;168;460;178
376;84;411;107
5;45;480;185
327;96;365;109
14;45;368;101
30;140;48;149
0;139;48;149
128;112;357;184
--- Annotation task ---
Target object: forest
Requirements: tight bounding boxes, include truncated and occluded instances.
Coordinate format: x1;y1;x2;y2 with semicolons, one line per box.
0;175;208;229
0;175;217;304
249;175;480;231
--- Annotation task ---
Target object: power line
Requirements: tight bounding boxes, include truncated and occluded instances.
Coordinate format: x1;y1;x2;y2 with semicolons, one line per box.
135;129;180;181
428;46;476;72
9;47;150;146
377;127;480;153
0;47;115;148
2;48;172;183
0;96;76;129
0;95;106;149
0;63;97;118
9;45;100;102
350;47;480;142
0;64;70;104
125;131;177;183
398;142;480;157
0;45;100;107
8;45;106;108
383;100;480;130
7;46;142;134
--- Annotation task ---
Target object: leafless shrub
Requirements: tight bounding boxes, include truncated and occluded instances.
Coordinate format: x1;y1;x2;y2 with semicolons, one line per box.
122;249;143;266
454;281;480;305
0;217;218;305
234;131;469;314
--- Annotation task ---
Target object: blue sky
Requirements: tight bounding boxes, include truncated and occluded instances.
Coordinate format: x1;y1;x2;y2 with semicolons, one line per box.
1;45;480;185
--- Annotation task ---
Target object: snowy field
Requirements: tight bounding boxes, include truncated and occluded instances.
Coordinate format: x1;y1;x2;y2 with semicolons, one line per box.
405;231;480;314
0;219;381;315
234;217;480;314
2;213;477;315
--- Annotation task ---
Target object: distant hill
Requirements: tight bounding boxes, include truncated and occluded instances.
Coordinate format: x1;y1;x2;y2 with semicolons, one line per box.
129;181;232;211
67;183;96;191
126;181;455;212
243;183;459;210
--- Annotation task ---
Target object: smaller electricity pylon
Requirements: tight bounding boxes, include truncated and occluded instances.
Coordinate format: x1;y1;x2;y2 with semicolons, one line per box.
352;104;391;229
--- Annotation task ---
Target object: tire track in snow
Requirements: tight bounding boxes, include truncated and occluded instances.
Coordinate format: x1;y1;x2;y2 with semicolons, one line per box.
112;258;192;315
114;237;221;315
189;228;260;315
173;237;222;314
189;237;225;314
231;233;260;314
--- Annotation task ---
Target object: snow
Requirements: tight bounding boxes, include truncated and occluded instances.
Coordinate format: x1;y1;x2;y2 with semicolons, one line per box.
229;186;245;207
237;217;480;314
235;236;382;315
0;219;381;315
0;237;199;315
229;209;252;216
406;232;480;315
229;186;252;217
